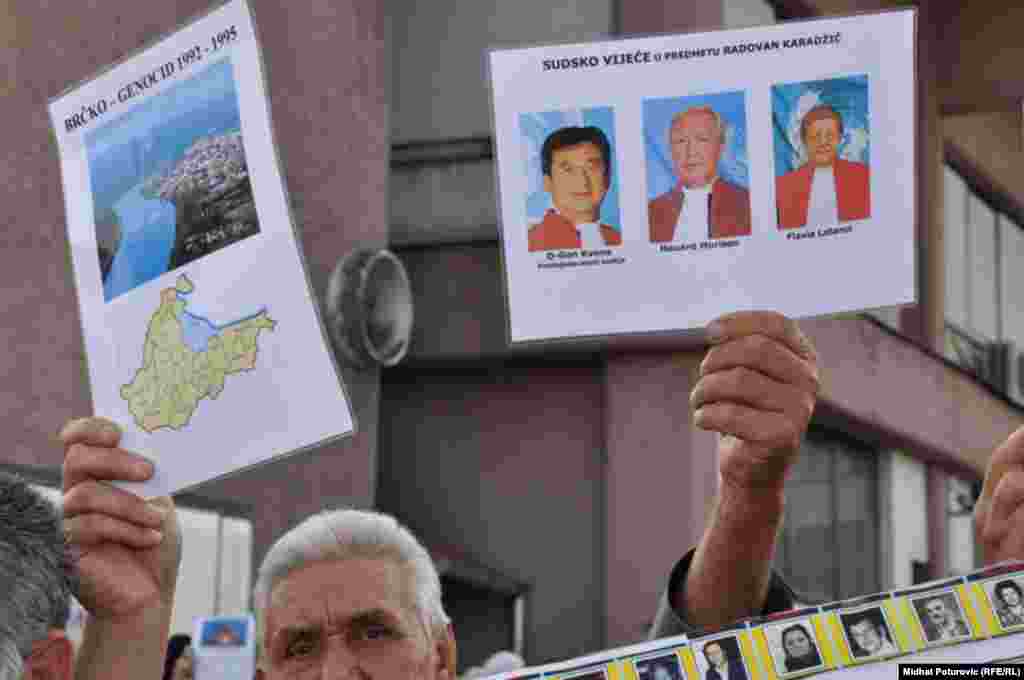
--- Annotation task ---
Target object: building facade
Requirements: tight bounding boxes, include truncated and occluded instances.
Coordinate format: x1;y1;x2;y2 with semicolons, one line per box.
2;0;1023;671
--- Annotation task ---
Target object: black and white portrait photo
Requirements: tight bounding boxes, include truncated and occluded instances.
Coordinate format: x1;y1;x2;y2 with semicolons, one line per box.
632;652;685;680
766;619;825;674
839;607;899;659
910;591;971;644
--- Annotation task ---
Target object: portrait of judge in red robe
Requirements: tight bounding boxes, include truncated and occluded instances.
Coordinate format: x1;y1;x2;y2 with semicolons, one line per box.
647;105;752;243
776;103;871;230
527;125;622;252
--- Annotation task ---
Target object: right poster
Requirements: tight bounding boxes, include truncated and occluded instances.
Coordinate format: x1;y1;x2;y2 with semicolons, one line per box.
489;10;916;345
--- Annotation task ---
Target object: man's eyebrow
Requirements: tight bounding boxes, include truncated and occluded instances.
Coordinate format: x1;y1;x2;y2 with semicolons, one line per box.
275;623;322;641
346;608;404;628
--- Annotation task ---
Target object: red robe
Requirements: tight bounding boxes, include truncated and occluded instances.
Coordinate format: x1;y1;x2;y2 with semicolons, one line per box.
647;179;751;242
776;158;870;230
528;210;622;252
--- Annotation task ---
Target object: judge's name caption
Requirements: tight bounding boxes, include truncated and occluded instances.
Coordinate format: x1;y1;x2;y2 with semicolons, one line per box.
659;239;740;254
64;25;239;133
785;224;855;241
538;249;626;269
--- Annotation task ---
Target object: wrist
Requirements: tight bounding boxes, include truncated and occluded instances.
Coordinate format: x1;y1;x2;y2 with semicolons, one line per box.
715;476;786;531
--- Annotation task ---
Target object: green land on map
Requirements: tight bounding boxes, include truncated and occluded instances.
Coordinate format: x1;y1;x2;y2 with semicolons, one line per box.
120;274;276;432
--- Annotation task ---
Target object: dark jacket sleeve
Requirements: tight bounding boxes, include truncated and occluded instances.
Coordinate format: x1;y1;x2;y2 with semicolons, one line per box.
649;547;800;639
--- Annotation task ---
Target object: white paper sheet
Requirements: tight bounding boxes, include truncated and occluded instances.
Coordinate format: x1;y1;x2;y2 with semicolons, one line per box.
48;0;354;496
489;10;916;344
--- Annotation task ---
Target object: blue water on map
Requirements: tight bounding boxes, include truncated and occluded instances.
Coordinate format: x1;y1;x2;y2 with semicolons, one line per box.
174;292;268;353
177;305;220;353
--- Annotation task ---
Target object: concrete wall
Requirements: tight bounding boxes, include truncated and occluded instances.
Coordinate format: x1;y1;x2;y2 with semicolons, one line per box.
391;0;613;143
378;363;606;662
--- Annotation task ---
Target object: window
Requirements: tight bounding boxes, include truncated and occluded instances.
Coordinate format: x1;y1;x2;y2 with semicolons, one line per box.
943;162;1024;401
723;0;777;29
774;428;880;602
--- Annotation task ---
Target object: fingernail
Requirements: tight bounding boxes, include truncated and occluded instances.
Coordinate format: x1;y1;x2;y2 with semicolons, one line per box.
146;529;163;542
136;459;155;477
705;321;724;343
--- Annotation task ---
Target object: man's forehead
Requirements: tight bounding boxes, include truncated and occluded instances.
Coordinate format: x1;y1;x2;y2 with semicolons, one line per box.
807;116;840;131
672;111;716;133
266;557;418;628
553;141;603;160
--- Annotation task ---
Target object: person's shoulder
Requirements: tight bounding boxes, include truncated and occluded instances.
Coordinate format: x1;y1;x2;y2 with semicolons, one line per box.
648;190;678;210
836;158;870;179
715;179;749;198
777;164;810;187
600;224;622;245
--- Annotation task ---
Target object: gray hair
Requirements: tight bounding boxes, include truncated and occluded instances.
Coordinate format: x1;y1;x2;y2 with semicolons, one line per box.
670;105;727;144
253;509;449;645
0;473;73;680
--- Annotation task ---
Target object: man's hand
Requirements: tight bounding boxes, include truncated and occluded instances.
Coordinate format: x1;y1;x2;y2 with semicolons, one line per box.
680;311;819;631
59;417;181;622
692;310;819;494
975;426;1024;565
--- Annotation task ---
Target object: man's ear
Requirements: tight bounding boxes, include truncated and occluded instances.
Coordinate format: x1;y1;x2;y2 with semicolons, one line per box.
543;174;553;195
435;623;457;680
26;630;73;680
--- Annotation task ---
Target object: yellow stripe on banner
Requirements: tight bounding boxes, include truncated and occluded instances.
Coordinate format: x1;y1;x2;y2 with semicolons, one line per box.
811;614;838;669
891;597;926;650
738;631;762;680
881;599;913;653
969;582;1000;637
750;627;777;680
680;647;700;680
824;613;853;665
605;660;622;680
619;657;638;680
957;583;986;639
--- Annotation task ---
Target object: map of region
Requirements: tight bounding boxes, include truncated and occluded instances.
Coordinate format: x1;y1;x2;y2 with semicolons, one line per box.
121;273;276;432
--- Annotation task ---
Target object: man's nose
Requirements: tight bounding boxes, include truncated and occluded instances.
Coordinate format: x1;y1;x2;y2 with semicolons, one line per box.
321;637;361;679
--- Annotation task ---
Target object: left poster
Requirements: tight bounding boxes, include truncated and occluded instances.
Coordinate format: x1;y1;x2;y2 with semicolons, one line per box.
49;0;355;497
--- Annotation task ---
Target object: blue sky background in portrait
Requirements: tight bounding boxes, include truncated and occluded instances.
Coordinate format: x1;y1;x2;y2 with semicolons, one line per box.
772;74;870;176
520;107;620;229
643;90;748;200
200;617;248;646
86;57;241;302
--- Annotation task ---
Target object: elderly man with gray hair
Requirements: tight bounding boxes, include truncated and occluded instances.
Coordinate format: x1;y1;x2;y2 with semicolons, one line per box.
251;508;457;678
1;461;178;680
0;472;74;680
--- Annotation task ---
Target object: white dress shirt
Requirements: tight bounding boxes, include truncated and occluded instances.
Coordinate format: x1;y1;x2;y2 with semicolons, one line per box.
674;182;713;241
806;166;839;226
576;221;606;249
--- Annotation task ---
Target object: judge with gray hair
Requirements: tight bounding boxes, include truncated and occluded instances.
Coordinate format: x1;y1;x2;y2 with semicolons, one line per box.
0;472;74;680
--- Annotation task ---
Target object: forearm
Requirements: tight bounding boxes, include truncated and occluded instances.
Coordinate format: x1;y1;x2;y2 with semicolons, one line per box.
679;480;785;630
75;605;172;680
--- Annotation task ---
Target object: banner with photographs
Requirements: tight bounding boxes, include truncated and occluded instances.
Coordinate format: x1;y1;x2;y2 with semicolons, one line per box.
488;10;915;344
48;0;354;497
489;562;1024;680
